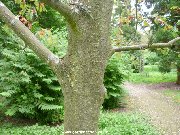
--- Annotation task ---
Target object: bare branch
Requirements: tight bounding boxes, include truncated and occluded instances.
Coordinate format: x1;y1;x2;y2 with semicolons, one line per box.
40;0;77;27
113;37;180;53
0;1;61;71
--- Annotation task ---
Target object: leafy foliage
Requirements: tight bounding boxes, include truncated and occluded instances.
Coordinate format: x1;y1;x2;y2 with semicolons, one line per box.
150;28;179;73
129;65;176;84
111;1;143;74
99;112;159;135
37;6;66;30
0;112;159;135
0;124;64;135
0;24;130;121
1;0;66;31
103;55;130;109
144;0;180;84
152;28;178;43
0;25;67;123
121;24;141;42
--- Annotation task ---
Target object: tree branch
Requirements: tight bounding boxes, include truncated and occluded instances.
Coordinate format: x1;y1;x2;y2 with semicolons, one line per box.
40;0;77;28
0;1;61;71
113;37;180;53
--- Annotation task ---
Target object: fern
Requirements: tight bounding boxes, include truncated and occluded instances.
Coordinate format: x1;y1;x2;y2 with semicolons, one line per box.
5;106;18;116
103;56;128;109
34;93;43;99
38;103;63;110
44;97;55;101
0;90;16;97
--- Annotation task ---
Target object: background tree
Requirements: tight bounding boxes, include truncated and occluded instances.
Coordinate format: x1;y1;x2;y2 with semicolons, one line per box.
112;0;144;73
145;0;180;84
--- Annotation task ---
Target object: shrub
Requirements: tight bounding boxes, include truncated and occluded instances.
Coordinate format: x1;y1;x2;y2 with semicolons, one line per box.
121;24;141;42
103;55;130;109
153;28;178;43
0;25;130;122
151;28;179;73
0;25;67;123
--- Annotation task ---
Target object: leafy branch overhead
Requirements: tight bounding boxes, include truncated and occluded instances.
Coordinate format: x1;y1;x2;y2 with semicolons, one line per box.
0;1;60;71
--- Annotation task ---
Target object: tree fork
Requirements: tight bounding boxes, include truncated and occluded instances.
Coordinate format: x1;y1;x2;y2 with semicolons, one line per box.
40;0;77;29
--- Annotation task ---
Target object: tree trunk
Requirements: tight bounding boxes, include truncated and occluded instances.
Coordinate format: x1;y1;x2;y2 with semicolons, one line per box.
177;66;180;85
139;55;144;73
55;1;113;134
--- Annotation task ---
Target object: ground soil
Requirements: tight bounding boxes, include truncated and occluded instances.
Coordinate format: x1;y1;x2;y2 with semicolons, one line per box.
124;82;180;135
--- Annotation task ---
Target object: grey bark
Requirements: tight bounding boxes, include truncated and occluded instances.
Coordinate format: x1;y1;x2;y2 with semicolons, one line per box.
56;1;114;134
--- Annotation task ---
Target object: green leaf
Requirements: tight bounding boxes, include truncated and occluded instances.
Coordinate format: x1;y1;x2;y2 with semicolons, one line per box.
109;92;121;97
42;78;52;84
39;103;63;110
34;93;43;99
0;90;16;97
5;107;18;116
44;97;55;101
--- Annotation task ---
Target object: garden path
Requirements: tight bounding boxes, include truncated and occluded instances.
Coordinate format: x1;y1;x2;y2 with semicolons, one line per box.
124;82;180;135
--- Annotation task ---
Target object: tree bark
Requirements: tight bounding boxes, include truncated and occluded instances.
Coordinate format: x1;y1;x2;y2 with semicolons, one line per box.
55;1;113;134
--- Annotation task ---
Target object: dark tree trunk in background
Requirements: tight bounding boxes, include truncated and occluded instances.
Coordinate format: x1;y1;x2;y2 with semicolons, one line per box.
177;66;180;85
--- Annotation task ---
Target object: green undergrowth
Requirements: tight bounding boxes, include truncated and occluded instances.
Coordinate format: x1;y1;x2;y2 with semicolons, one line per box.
99;112;159;135
162;90;180;103
129;65;176;84
0;112;159;135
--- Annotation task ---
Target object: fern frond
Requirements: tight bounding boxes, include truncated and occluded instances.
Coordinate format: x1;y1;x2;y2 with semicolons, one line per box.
38;103;62;110
0;90;16;97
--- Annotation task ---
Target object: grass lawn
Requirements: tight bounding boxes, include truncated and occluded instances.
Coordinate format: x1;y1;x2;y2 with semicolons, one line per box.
0;112;159;135
129;65;176;84
162;90;180;103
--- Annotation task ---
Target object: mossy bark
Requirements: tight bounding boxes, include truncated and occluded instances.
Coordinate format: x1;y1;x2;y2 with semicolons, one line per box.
55;1;113;134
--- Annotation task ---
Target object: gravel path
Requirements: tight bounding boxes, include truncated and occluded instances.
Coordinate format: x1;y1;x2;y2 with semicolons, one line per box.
124;82;180;135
